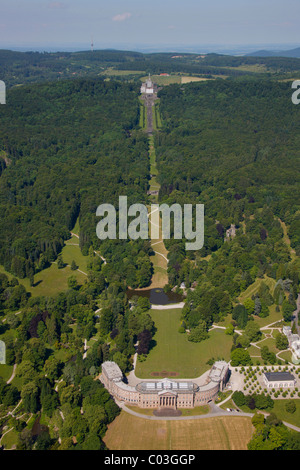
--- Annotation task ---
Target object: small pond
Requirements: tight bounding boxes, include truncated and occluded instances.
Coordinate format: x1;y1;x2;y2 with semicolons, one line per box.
126;288;183;305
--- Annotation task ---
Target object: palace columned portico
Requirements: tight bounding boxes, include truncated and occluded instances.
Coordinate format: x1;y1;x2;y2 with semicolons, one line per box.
159;392;177;409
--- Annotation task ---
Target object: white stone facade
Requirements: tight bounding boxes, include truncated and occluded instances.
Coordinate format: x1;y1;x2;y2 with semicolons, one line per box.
263;371;296;389
282;326;300;364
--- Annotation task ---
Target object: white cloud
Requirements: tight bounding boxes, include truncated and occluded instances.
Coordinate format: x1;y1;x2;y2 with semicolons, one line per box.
112;12;132;22
47;2;66;9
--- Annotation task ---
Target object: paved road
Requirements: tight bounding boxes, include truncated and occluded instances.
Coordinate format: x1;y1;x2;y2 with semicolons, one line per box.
150;302;185;310
116;399;253;422
6;363;17;384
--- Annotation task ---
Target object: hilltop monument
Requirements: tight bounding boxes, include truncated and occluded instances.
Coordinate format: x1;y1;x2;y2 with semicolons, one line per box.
140;74;155;94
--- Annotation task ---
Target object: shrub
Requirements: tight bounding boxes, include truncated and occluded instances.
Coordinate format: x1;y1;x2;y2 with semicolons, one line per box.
285;400;296;414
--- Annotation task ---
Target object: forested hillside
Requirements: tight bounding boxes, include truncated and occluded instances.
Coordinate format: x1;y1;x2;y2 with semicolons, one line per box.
155;79;300;329
0;78;153;288
1;49;300;89
0;78;154;450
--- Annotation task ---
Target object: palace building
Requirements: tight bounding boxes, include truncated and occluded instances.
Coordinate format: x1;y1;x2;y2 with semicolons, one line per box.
282;326;300;364
140;74;155;94
100;360;229;410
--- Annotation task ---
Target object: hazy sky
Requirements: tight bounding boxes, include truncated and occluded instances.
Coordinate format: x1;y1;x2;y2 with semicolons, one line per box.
0;0;299;51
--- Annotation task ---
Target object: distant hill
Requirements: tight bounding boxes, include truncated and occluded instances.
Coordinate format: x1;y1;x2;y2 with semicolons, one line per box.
247;47;300;58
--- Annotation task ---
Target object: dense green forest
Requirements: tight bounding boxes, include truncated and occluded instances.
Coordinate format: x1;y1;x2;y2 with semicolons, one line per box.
0;78;157;450
116;52;300;76
0;50;145;88
155;79;300;331
0;74;157;448
0;269;135;449
0;78;155;289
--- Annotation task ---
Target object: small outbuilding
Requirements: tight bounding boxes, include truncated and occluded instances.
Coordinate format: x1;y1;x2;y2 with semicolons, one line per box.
263;371;296;389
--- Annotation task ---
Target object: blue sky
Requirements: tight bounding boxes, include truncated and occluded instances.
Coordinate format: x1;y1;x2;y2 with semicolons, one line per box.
0;0;299;52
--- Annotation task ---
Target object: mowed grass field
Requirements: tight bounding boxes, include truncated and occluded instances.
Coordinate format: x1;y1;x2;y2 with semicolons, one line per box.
103;412;254;450
237;274;283;329
0;364;14;382
102;68;146;77
140;74;214;86
135;309;232;378
238;275;276;304
0;235;88;298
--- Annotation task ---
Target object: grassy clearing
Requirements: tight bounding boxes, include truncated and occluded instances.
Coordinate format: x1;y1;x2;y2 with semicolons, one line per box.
238;275;276;304
0;230;88;298
1;428;18;449
279;218;297;261
71;218;80;236
180;406;210;416
225;64;269;73
135;308;232;379
271;399;300;427
61;241;89;274
140;74;215;87
277;350;292;362
102;68;145;77
252;305;283;329
125;405;209;417
237;276;284;328
247;344;262;360
0;364;14;381
181;76;214;84
147;265;168;290
0;260;87;299
103;411;254;450
141;75;181;86
27;263;87;298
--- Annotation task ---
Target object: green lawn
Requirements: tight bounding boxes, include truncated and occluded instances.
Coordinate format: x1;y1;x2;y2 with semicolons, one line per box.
0;261;87;299
103;68;145;77
277;350;292;362
0;235;88;298
1;428;18;449
238;399;300;428
252;305;283;329
62;239;89;274
271;399;300;427
71;218;80;236
238;275;276;304
135;308;232;379
0;364;14;382
28;263;87;298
